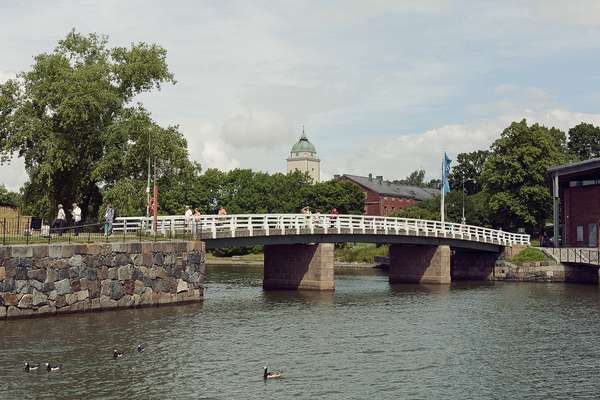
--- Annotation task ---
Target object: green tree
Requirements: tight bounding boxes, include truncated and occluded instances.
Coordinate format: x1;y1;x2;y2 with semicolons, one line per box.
567;122;600;160
481;119;567;233
0;30;179;220
448;150;489;195
0;184;21;207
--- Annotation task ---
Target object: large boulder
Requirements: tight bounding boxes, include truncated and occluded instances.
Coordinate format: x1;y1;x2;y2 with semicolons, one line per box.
32;289;48;307
55;278;72;295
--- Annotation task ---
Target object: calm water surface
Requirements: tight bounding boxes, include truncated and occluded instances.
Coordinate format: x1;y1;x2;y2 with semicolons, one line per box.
2;265;600;399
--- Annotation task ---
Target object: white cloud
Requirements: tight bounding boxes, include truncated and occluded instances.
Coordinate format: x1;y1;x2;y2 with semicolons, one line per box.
0;158;27;191
221;109;294;148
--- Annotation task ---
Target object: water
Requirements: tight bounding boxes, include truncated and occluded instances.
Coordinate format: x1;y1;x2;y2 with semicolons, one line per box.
2;265;600;399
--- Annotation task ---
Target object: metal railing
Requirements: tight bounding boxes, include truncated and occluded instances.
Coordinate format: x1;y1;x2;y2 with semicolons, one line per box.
113;214;531;246
543;247;600;266
0;217;196;246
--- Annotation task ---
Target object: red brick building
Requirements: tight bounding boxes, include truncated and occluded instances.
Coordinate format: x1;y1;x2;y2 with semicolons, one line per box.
549;158;600;247
336;174;439;216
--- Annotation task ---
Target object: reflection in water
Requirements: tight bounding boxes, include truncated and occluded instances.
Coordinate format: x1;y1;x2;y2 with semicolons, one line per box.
2;265;600;399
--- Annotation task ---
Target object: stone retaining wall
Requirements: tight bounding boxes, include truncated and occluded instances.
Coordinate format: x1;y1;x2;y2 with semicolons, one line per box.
0;241;205;320
494;260;599;283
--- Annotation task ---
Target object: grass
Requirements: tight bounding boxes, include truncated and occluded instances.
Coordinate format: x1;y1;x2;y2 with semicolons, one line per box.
207;252;265;262
510;247;551;264
335;243;388;263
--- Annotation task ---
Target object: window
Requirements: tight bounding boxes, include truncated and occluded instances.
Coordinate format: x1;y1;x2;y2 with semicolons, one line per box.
577;225;584;242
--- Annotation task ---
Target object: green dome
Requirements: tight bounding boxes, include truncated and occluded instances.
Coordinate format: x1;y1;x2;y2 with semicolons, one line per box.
291;134;316;154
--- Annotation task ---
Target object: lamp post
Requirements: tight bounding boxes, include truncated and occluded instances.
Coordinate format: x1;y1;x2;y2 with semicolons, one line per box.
462;177;475;225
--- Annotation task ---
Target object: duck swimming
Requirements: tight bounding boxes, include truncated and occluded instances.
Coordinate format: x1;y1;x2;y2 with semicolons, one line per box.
24;362;40;372
137;345;145;353
113;350;124;359
45;363;62;372
263;366;282;380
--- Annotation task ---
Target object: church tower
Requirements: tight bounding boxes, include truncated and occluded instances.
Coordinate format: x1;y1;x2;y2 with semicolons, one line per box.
287;128;320;182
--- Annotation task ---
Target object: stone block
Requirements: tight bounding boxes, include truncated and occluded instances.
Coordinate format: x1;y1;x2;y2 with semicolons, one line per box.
91;298;101;310
68;266;81;279
99;295;118;309
76;289;90;302
123;279;135;295
0;266;5;281
0;306;6;319
141;288;155;305
0;278;16;292
158;292;174;304
7;306;22;318
65;293;79;305
48;245;62;259
70;278;81;292
98;266;109;280
18;258;33;268
114;254;131;267
155;267;167;280
15;266;28;280
107;267;118;280
110;243;128;253
117;295;134;308
153;253;165;266
134;280;145;295
32;289;48;306
30;280;43;291
11;246;33;258
27;269;46;282
69;255;84;268
32;246;49;258
18;294;33;309
109;281;124;300
57;268;70;281
118;265;133;281
48;290;58;301
46;268;58;283
38;305;56;315
55;295;67;308
132;294;141;306
55;278;72;295
128;242;142;254
16;280;30;294
82;267;97;281
56;305;72;314
164;254;176;266
60;245;75;258
2;293;18;306
176;279;189;293
131;267;143;281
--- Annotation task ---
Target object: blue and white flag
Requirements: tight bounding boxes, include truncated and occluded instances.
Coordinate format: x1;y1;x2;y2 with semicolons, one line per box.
442;152;452;194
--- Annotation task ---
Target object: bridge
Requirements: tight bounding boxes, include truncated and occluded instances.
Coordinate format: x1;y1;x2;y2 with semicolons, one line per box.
114;214;530;290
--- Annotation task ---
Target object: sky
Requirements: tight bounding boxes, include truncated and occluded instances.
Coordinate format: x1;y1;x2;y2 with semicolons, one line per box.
2;0;600;190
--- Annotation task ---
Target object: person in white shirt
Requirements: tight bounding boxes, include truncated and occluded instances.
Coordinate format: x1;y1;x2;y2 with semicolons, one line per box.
71;203;82;236
184;205;193;233
52;204;66;236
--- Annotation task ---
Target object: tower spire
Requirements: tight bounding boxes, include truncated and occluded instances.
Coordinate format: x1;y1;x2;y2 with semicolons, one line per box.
301;124;307;140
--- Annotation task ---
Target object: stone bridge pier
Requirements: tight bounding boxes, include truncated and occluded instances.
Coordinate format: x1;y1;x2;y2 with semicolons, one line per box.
263;243;334;290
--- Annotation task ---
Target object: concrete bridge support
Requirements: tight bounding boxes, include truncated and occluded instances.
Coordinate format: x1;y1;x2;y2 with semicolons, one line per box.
451;251;497;281
263;243;335;291
389;245;451;284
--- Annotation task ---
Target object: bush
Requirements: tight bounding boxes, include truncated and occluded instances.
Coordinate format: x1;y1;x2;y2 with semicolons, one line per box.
335;243;388;263
510;247;550;263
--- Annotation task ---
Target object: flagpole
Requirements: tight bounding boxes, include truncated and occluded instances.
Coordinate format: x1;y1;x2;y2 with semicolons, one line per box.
441;157;445;225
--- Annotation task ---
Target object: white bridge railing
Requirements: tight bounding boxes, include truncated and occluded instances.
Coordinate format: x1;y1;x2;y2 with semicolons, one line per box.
112;214;530;246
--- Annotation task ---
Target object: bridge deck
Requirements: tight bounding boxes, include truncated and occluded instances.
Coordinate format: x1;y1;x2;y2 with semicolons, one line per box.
113;214;530;251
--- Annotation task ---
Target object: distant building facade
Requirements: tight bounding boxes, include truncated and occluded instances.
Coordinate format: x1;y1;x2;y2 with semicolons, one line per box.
287;130;320;182
549;158;600;247
336;174;439;216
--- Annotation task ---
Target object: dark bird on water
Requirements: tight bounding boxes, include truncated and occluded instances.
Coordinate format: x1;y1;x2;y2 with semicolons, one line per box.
45;363;62;372
137;345;145;353
263;366;282;380
24;362;40;372
113;350;124;359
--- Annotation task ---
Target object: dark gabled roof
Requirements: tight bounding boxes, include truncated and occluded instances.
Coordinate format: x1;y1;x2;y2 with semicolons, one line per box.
548;157;600;177
341;174;439;201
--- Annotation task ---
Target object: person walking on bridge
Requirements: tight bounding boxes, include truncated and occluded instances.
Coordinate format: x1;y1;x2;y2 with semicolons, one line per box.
330;207;339;228
104;204;115;237
51;204;66;236
193;208;202;239
184;205;193;233
71;203;82;236
217;206;227;230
